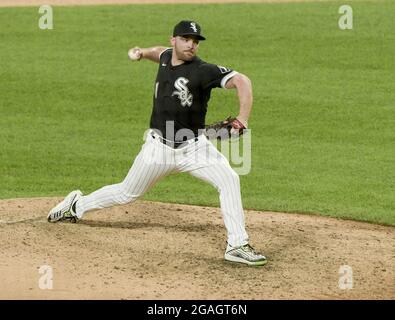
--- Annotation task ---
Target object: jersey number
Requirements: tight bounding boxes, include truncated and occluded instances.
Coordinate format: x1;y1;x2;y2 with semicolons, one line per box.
155;82;159;99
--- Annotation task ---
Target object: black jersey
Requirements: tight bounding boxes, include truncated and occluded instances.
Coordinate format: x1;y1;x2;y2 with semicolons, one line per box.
149;48;238;141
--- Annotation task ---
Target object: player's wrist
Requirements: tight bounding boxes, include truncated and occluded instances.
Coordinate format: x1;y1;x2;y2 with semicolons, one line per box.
236;116;248;128
139;48;145;60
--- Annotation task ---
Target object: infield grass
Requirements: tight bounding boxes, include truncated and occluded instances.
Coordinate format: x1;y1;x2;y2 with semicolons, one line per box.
0;1;394;225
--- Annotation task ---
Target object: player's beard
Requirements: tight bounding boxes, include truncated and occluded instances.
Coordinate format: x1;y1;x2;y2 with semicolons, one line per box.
174;43;196;62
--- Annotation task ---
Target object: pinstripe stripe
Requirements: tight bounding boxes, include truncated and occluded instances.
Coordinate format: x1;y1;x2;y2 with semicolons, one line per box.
215;162;238;238
129;141;155;194
215;154;246;245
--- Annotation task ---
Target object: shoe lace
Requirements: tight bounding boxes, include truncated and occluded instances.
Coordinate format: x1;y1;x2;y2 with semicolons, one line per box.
242;244;257;255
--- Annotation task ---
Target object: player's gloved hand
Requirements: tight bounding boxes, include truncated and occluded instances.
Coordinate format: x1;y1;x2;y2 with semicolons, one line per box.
205;116;248;140
230;117;248;136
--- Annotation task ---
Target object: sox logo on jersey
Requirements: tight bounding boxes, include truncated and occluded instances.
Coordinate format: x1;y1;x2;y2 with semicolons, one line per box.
172;77;193;107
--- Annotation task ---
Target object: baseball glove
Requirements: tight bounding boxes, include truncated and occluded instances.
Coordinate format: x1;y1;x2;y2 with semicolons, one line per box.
205;116;247;140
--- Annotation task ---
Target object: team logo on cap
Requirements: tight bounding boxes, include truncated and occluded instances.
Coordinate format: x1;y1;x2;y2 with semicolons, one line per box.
190;22;198;33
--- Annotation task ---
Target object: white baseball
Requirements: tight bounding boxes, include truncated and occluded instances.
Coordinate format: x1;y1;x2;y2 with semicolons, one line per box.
128;47;141;61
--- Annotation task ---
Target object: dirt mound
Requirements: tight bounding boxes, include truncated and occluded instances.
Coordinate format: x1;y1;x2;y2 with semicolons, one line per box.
0;197;394;299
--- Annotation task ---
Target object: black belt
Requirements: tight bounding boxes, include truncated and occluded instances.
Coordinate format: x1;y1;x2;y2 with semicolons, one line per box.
151;134;198;149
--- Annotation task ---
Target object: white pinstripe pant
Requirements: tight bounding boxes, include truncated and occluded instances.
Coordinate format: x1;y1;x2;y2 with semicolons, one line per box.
76;131;249;247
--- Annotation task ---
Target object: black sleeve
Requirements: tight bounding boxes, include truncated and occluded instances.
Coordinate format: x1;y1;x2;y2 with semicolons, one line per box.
159;48;172;63
199;63;238;90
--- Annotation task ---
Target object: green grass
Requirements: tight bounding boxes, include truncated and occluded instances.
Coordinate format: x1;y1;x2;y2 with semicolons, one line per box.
0;1;394;225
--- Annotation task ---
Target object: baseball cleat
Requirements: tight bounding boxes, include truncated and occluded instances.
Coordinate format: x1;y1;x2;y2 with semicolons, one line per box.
47;190;82;223
224;243;267;266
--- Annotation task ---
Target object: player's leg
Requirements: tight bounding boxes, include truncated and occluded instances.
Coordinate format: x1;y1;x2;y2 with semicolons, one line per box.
75;135;175;218
48;134;175;221
178;136;267;266
181;144;248;247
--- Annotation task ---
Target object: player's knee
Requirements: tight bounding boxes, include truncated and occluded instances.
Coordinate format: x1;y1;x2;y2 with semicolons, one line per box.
217;168;240;191
117;184;140;204
228;169;240;185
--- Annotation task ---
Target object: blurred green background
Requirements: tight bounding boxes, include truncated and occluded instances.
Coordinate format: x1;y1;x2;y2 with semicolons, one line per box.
0;1;394;225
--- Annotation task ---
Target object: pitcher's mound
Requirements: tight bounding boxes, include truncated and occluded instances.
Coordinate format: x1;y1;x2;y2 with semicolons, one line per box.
0;197;394;299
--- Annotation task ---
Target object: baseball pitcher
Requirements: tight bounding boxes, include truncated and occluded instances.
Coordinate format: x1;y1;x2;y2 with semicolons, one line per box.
48;20;267;266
